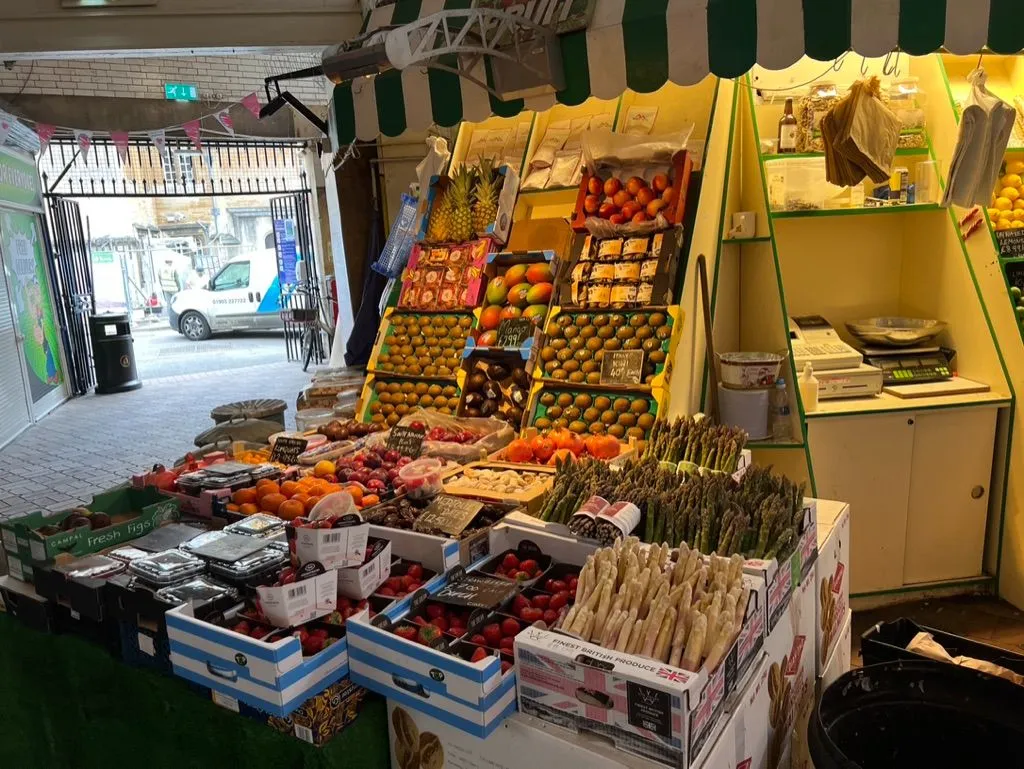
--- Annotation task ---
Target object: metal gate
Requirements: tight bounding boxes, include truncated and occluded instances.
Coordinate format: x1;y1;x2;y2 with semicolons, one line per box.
271;192;326;369
43;197;94;396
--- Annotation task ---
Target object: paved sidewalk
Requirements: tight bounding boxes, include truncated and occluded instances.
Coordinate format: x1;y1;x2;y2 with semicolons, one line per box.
0;361;311;519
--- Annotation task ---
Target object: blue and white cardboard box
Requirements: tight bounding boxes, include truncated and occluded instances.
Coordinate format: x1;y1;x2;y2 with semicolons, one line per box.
349;521;597;738
166;602;349;717
368;524;463;574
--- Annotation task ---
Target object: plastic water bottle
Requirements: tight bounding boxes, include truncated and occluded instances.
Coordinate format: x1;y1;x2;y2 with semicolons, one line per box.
772;377;792;440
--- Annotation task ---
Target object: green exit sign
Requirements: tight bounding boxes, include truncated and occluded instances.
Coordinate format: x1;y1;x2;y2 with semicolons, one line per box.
164;83;199;102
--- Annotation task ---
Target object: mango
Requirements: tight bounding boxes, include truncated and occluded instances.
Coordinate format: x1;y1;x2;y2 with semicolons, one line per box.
526;281;553;305
508;283;531;308
526;262;554;284
523;304;548;323
504;263;529;287
485;277;508;305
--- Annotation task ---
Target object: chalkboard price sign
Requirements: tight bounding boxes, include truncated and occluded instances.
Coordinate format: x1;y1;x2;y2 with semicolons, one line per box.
386;425;425;458
433;573;517;609
270;436;309;465
996;229;1024;258
413;494;484;536
495;317;535;349
600;349;646;386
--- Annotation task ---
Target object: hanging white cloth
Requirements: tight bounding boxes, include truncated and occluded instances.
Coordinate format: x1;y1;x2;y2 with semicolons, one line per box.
942;68;1016;208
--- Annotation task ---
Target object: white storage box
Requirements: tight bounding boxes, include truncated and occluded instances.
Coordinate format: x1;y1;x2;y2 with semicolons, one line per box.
166;602;349;716
368;524;463;574
288;519;369;570
814;501;850;676
337;537;392;599
255;567;338;627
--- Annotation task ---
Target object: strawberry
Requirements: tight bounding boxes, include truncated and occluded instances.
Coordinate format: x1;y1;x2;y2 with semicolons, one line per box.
471;633;488;646
519;559;539;575
406;582;422;592
400;575;415;591
549;592;569;611
430;616;449;633
520;607;544;623
412;616;428;626
377;586;396;597
500;618;521;637
501;660;513;674
545;579;567;593
568;576;579;592
501;553;520;571
470;647;488;663
385;577;403;592
395;626;418;642
514;571;532;582
531;594;550;610
406;563;424;580
512;594;531;614
417;625;442;645
425;604;446;619
542;609;558;625
482;624;502;647
499;637;515;651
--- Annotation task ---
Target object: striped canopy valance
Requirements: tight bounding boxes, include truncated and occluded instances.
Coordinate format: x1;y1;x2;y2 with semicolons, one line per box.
332;0;1020;144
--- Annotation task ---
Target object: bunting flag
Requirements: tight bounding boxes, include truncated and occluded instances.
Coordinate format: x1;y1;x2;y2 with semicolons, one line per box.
74;129;92;161
241;92;262;119
148;129;166;155
0;116;11;148
110;131;130;163
35;123;56;152
214;109;235;135
183;119;202;150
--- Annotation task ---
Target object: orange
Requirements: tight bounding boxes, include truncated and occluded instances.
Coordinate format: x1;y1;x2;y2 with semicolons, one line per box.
239;502;259;515
277;499;305;521
362;494;380;508
344;485;363;506
232;487;258;505
291;492;310;506
303;496;321;514
260;492;287;514
226;503;241;512
313;460;336;478
280;480;300;497
256;478;277;490
256;481;281;498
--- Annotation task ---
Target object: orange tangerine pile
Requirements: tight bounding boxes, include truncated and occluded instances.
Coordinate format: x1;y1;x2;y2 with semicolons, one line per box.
225;476;379;520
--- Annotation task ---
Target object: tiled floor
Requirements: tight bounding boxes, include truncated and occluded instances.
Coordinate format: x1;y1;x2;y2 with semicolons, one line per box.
853;594;1024;666
0;361;311;519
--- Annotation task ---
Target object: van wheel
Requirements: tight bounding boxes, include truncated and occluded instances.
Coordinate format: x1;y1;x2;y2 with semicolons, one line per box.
179;311;211;341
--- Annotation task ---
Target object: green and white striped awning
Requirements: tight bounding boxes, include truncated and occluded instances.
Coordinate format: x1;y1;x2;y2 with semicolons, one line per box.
332;0;1022;144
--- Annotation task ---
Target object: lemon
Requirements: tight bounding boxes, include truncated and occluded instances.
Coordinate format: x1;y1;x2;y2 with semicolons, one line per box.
1012;220;1024;229
989;207;1002;219
999;209;1013;220
1002;187;1021;201
1009;161;1024;175
996;218;1012;230
1012;209;1024;222
1003;174;1023;188
997;196;1013;210
1014;199;1024;210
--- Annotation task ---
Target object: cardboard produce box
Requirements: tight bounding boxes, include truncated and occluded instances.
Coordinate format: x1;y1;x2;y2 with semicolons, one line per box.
166;601;349;717
719;652;770;769
814;501;850;676
506;217;575;262
1;486;180;567
337;537;392;599
288;517;369;571
255;565;339;627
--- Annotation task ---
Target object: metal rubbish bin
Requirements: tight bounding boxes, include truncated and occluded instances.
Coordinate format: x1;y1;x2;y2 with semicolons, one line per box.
89;313;142;394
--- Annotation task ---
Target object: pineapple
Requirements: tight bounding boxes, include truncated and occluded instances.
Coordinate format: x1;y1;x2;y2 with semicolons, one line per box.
472;159;500;236
447;165;476;243
426;187;452;243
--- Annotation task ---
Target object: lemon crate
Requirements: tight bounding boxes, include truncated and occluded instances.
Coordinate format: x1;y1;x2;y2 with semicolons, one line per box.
524;381;668;443
536;305;681;390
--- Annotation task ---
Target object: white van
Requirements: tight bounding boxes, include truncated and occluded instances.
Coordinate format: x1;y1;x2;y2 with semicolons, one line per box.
168;249;283;340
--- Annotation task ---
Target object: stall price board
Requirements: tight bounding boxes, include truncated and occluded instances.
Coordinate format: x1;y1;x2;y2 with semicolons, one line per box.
600;349;645;386
495;318;534;349
996;230;1024;258
433;568;518;609
386;426;425;459
413;495;483;537
270;437;308;465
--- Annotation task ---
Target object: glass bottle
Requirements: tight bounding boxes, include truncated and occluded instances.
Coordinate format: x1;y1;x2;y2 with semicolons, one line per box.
778;98;798;154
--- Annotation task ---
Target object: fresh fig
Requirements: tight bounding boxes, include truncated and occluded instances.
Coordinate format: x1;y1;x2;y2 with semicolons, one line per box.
89;512;112;530
467;371;488;392
481;381;503;401
511;368;530;388
480;399;499;418
488;363;510;382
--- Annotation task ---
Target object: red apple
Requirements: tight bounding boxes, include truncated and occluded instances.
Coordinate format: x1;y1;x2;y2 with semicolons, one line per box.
635;187;655;206
587;176;603;196
620;201;641;220
598;202;617;219
632;211;649;223
612;190;632;208
652;173;670;192
626;176;645;196
584;194;601;214
609;213;627;224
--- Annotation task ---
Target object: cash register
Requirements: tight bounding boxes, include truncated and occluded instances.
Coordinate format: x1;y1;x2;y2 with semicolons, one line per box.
789;316;883;399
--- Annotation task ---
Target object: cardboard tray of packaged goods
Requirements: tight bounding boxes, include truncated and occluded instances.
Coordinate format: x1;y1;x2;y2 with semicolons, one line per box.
537;305;681;391
398;238;493;312
166;600;350;717
440;462;554;516
355;373;466;427
366;307;476;379
558;227;685;310
524;381;668;445
571;150;693;232
0;486;182;569
347;522;595;738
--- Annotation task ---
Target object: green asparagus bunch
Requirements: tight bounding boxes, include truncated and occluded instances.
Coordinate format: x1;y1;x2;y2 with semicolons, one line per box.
643;416;747;473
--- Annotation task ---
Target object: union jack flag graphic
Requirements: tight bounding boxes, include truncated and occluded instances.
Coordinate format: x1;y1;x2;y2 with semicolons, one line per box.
657;668;690;683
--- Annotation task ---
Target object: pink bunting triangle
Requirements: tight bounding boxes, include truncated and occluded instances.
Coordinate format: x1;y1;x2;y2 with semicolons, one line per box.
241;92;261;119
214;109;234;135
74;129;92;161
110;131;130;163
148;129;166;155
183;119;202;150
0;117;11;148
36;123;56;151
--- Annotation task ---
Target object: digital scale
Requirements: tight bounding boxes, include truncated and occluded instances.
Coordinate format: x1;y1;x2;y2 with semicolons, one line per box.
861;345;955;386
789;316;883;399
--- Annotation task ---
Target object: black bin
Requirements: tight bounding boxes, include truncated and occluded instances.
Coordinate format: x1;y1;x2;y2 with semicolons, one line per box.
89;313;142;394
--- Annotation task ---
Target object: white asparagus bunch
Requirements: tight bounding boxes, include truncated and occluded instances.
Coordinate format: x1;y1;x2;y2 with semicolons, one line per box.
559;539;747;673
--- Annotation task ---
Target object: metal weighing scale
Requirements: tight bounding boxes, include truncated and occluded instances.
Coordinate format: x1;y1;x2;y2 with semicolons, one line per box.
860;345;954;386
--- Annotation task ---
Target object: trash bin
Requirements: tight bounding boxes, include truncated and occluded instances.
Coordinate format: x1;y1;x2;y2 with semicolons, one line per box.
210;398;287;427
809;659;1024;768
89;313;141;394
